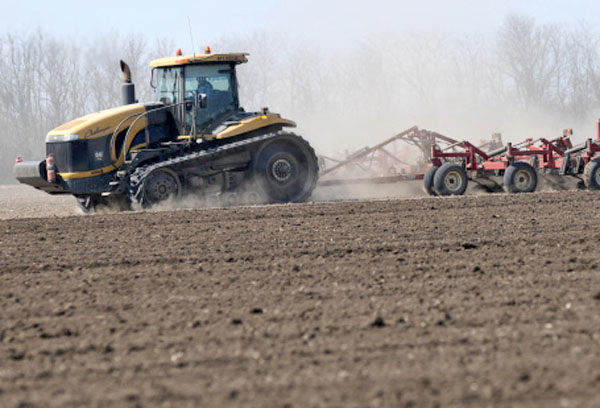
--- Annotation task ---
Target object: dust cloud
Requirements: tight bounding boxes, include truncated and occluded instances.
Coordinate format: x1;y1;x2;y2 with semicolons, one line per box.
224;14;600;169
312;181;426;202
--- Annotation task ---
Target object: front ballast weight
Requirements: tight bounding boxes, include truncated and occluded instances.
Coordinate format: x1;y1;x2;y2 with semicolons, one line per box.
423;124;600;197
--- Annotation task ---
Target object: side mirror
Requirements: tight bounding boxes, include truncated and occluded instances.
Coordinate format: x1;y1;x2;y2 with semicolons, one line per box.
196;93;208;109
150;68;157;89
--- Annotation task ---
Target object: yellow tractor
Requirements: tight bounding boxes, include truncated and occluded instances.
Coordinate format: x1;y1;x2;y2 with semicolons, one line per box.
14;47;319;211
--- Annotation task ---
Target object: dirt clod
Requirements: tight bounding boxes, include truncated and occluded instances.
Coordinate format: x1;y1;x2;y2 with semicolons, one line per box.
10;351;25;361
519;372;531;382
370;316;386;328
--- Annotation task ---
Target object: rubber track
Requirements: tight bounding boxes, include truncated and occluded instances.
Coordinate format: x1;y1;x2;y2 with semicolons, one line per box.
128;132;319;204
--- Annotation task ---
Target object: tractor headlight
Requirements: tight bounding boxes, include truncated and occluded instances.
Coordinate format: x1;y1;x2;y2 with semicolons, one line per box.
46;134;80;143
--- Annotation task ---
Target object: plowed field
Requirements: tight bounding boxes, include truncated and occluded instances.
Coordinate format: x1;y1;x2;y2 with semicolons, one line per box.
1;187;600;407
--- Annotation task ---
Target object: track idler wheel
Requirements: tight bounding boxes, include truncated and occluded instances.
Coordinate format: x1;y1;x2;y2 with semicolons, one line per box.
583;159;600;190
504;162;537;194
205;194;221;208
241;190;263;206
252;134;318;203
433;163;468;196
221;192;240;207
143;168;181;205
423;166;439;196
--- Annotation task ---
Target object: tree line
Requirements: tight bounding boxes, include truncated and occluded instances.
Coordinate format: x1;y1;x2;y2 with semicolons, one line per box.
2;14;600;183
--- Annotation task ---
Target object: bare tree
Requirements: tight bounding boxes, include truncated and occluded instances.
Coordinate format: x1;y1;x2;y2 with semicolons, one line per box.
394;32;448;109
563;25;600;121
496;14;567;110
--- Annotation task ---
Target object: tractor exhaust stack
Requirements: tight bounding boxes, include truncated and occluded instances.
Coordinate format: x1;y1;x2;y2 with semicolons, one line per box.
120;60;136;105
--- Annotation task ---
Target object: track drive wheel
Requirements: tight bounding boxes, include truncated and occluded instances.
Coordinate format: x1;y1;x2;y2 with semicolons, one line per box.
504;162;537;194
252;134;319;203
583;159;600;190
142;168;181;206
423;166;439;196
433;163;468;196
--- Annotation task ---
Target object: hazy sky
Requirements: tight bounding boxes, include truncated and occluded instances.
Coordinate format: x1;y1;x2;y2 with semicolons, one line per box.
3;0;599;51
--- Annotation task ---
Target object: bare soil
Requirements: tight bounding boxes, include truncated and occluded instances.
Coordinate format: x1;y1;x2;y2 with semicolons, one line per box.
0;186;78;220
1;187;600;407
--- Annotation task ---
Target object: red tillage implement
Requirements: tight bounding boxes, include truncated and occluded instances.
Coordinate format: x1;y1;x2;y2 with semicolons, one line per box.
425;121;600;196
318;126;462;187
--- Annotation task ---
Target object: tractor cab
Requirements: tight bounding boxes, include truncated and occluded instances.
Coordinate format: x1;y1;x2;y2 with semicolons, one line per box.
150;49;248;135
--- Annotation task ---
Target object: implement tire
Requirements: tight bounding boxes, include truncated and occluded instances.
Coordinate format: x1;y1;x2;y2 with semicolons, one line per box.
433;163;468;196
584;159;600;190
504;162;537;194
423;166;439;196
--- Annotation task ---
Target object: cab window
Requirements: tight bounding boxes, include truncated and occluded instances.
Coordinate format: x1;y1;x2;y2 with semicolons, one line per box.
184;64;237;129
155;67;182;105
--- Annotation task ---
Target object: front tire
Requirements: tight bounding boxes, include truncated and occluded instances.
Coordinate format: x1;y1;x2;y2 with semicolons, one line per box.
252;134;319;203
433;163;468;196
504;162;537;194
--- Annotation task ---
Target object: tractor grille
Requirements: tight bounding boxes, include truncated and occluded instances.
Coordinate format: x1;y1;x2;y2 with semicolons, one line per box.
47;136;113;173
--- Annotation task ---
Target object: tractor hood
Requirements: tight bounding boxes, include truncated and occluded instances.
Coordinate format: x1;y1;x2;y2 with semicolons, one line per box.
46;103;147;143
42;102;167;184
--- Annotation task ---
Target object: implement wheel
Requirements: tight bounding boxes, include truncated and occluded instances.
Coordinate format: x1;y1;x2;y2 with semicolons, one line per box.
143;168;181;205
423;166;438;196
433;163;468;196
252;134;318;203
583;159;600;190
504;162;537;194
